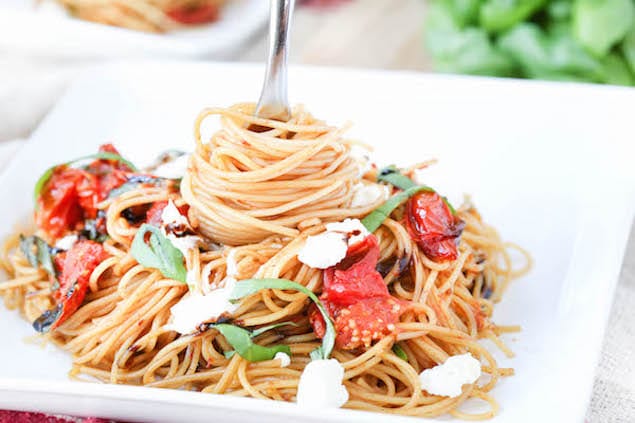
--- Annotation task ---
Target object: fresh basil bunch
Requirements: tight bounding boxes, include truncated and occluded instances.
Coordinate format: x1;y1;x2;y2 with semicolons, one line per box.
425;0;635;85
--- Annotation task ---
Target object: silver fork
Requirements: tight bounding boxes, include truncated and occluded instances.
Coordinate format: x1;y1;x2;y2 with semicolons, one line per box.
255;0;295;121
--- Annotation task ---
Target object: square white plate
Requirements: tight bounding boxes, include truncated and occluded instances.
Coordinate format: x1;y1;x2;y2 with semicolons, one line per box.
0;1;268;59
0;62;634;423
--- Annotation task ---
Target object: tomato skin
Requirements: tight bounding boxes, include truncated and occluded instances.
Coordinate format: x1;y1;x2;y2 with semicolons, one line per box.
35;144;132;238
36;167;90;239
53;241;107;320
323;235;389;306
309;234;408;350
33;240;108;332
145;201;190;226
405;191;465;262
166;2;219;24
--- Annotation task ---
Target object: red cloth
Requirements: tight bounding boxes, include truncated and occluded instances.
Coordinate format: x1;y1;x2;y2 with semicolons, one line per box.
0;411;116;423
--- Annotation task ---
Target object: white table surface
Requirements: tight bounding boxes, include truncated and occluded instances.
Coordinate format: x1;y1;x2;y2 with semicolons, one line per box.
0;1;633;422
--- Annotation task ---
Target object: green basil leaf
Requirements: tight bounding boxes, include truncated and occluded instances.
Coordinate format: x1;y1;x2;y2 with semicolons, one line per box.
34;152;138;202
230;278;336;360
131;224;187;283
19;235;56;277
392;343;408;361
19;235;39;268
361;187;429;233
480;0;547;33
377;165;417;190
601;53;634;85
251;322;298;338
621;27;635;74
35;237;56;276
213;323;291;362
573;0;635;57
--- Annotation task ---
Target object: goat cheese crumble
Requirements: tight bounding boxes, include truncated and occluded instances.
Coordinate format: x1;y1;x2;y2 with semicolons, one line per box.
167;278;239;334
350;183;388;208
419;353;482;397
298;218;371;269
296;359;349;408
55;234;78;251
161;200;189;227
275;352;291;368
152;153;190;179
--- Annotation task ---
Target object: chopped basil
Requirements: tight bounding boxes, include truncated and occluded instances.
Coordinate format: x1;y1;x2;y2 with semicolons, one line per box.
368;166;457;233
230;278;336;360
361;186;430;233
377;165;417;190
392;343;408;361
131;224;186;283
34;152;138;202
219;322;296;361
19;235;56;277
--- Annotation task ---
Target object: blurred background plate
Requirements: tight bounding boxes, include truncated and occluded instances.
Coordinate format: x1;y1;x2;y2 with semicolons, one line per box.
0;0;269;59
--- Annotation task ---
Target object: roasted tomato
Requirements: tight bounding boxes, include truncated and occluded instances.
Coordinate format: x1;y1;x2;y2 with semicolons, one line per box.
145;201;190;227
33;240;108;332
405;191;465;262
36;167;93;239
323;235;389;306
35;144;132;238
166;2;220;24
310;234;408;350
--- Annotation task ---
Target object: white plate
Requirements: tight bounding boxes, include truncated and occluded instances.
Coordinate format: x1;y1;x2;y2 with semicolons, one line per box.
0;62;634;423
0;1;268;59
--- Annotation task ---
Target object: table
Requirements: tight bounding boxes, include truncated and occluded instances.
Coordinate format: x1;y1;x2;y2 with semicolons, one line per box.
1;1;633;421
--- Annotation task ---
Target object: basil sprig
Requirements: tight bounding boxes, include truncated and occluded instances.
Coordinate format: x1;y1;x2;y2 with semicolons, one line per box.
230;278;336;360
392;343;408;361
363;166;457;233
361;186;430;233
131;224;186;283
19;235;56;277
220;322;296;361
34;152;138;202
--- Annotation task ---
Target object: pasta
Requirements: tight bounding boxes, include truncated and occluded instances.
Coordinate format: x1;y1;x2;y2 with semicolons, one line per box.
0;104;530;419
50;0;226;33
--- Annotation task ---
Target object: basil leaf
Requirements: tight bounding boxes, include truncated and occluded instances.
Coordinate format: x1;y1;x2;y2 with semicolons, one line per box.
480;0;547;33
377;165;417;190
392;343;408;361
34;152;138;202
230;278;336;360
19;235;39;268
362;186;430;233
131;224;187;283
35;237;56;276
251;322;298;338
573;0;635;57
213;323;291;362
19;235;56;277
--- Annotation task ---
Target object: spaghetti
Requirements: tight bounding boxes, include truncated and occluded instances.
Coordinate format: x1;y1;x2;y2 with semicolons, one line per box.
0;104;530;419
49;0;226;33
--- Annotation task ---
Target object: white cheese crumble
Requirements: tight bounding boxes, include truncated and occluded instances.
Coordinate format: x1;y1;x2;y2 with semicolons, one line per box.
167;234;202;258
54;234;78;251
161;200;189;227
167;278;239;335
350;145;374;178
350;183;388;208
419;353;482;397
296;359;349;408
298;232;348;269
152;153;191;179
298;218;371;269
326;218;370;246
275;352;291;368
